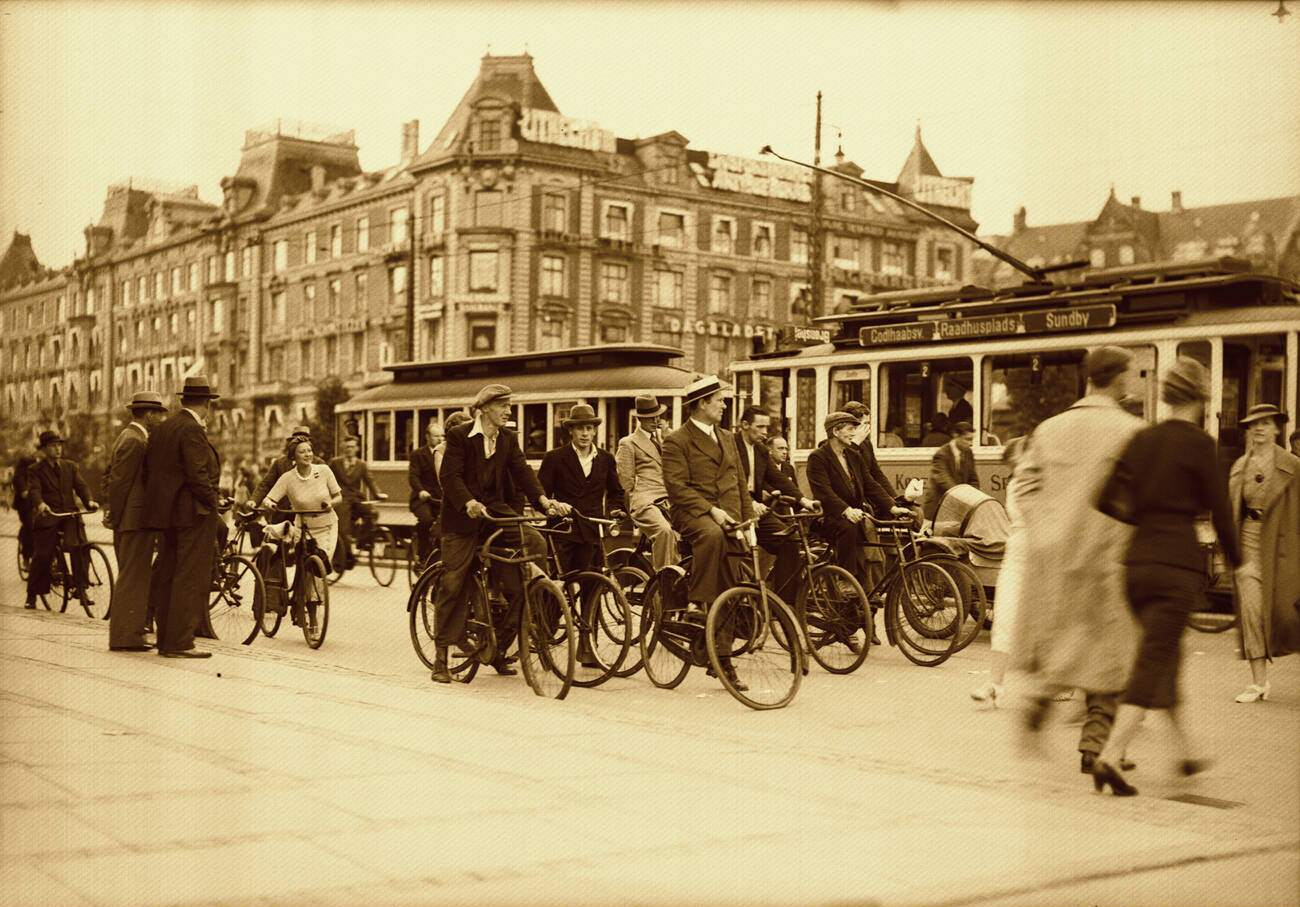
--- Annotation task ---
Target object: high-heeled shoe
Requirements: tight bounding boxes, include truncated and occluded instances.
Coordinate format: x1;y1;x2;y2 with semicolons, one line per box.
1234;683;1270;703
1091;759;1138;796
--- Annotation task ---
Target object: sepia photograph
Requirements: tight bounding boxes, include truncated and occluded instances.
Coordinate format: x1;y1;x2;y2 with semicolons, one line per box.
0;1;1297;904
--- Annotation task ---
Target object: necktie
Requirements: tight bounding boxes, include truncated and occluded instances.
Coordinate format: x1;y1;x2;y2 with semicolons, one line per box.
652;432;662;455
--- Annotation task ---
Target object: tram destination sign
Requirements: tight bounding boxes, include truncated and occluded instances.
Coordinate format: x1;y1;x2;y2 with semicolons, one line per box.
858;303;1116;347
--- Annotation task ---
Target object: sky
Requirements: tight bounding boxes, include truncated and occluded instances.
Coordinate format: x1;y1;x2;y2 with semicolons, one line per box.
2;0;1298;269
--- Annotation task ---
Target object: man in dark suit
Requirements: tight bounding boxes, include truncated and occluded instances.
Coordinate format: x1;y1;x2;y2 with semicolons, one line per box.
923;420;979;520
104;391;169;650
25;431;96;609
409;420;443;567
431;384;571;684
12;452;36;563
144;376;223;658
329;435;384;573
735;406;815;605
767;435;798;487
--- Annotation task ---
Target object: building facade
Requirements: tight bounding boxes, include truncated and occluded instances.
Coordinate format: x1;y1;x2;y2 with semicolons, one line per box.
0;53;978;467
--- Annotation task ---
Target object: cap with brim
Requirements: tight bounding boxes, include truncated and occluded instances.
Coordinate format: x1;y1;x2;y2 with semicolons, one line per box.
177;375;221;400
634;395;667;418
1083;346;1132;387
37;430;65;448
842;401;870;419
562;403;601;426
683;375;732;407
1240;404;1286;427
825;411;858;433
1161;357;1209;405
472;383;512;409
127;391;166;412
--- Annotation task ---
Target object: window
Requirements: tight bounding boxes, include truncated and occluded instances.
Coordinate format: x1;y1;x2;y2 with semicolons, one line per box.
268;347;284;380
935;245;956;282
600;322;629;344
880;356;974;447
881;241;906;276
169;267;181;295
86;286;97;315
187;307;196;332
713;217;735;255
328;279;340;316
353;332;365;372
467;317;496;356
373;412;392;461
329;225;342;259
753;223;774;259
242;246;253;277
354;272;368;311
207;256;219;284
274;240;288;273
603;203;630;241
304;285;316;320
430;195;446;236
152;316;161;336
654;269;683;309
428;257;445;297
188;262;199;290
657;211;685;248
154;272;164;299
300;340;312;378
390;207;409;245
709;272;732;314
543;193;566;233
121;280;131;307
830;366;872;419
356;215;370;252
271;291;286;326
474;190;502;227
541;255;566;297
703;336;732;380
1118;244;1135;265
169;312;179;336
833;235;860;270
138;275;148;301
469;250;498;292
389;265;407;298
305;230;317;265
224;250;236;282
537;313;567;352
600;262;628;305
841;191;857;213
477;117;500;151
522;404;548;458
1089;247;1106;268
751;277;773;319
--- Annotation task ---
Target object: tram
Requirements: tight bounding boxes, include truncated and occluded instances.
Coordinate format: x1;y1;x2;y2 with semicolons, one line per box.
731;256;1300;498
335;344;696;526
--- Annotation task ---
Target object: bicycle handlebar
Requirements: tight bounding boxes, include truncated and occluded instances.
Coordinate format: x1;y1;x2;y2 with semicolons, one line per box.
865;513;917;529
254;504;334;516
44;507;98;518
355;498;388;506
480;513;550;526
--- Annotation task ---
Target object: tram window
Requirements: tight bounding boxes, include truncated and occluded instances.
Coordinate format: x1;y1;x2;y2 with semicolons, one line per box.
1220;333;1287;457
984;350;1086;444
759;371;789;436
395;410;414;460
879;357;973;447
830;366;871;414
373;412;392;462
552;401;581;449
417;408;438;442
522;404;548;458
1176;341;1212;431
795;369;817;450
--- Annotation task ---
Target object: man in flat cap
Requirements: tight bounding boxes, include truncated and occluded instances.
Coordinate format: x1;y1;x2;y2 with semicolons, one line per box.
24;430;97;610
1014;346;1144;773
431;383;572;683
143;376;224;658
104;391;169;650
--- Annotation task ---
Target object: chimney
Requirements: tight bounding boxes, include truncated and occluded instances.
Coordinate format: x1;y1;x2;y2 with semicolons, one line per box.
1171;190;1183;213
1013;206;1027;233
310;165;326;193
401;120;420;162
1130;196;1141;209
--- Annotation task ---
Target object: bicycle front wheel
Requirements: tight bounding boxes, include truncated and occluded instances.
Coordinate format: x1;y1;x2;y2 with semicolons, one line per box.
887;561;964;667
568;571;632;689
208;554;263;645
81;544;115;620
368;527;397;587
638;567;693;689
920;555;987;654
301;555;330;649
805;564;870;674
610;565;650;678
706;587;803;710
520;576;575;699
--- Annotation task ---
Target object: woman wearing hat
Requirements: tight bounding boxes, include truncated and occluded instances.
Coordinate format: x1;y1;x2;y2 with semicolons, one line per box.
1229;404;1300;703
1091;358;1242;795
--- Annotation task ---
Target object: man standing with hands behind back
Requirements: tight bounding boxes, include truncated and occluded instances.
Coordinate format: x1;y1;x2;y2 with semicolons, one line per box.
104;391;168;651
144;376;223;658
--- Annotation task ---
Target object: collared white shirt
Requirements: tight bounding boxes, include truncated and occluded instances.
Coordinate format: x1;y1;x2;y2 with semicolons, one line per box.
182;407;206;431
689;417;716;441
467;415;499;458
129;420;150;441
573;443;596;478
741;438;757;492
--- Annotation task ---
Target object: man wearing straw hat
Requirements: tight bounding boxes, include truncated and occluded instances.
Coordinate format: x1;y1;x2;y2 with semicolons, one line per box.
103;391;169;650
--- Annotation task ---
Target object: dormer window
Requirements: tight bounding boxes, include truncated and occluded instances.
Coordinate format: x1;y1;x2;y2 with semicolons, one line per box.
478;118;500;152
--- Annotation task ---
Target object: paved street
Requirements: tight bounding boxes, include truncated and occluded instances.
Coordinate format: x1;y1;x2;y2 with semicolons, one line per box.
0;527;1296;907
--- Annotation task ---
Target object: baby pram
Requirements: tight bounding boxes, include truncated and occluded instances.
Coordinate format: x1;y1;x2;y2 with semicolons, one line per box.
921;484;1009;593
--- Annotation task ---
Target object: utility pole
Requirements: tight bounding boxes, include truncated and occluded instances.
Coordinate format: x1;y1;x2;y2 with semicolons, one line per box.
406;203;416;361
808;91;826;320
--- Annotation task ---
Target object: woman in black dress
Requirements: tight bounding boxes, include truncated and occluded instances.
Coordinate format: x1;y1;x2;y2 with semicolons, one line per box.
1091;357;1243;796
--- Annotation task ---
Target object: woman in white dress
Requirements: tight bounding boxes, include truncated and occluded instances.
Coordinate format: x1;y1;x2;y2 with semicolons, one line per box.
261;437;342;566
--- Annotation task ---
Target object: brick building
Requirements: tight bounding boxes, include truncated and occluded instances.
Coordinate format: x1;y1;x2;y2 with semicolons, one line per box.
0;53;978;466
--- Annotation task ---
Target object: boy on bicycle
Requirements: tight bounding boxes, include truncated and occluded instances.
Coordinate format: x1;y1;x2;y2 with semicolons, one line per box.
25;431;97;609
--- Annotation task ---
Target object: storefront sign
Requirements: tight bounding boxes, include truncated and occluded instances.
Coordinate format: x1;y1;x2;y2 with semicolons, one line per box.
517;108;617;154
858;303;1116;347
656;314;778;340
695;154;812;202
782;325;832;345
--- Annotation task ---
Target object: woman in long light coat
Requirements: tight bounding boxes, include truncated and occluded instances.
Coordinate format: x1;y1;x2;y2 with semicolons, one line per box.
1230;404;1300;703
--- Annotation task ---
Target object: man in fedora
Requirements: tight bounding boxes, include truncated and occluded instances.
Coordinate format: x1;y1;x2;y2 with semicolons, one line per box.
615;395;679;571
24;430;96;609
431;383;571;683
143;376;223;658
104;391;169;650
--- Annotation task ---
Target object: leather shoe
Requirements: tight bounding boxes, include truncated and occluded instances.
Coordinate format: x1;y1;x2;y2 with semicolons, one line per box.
160;649;212;658
110;644;154;652
491;658;518;676
24;601;36;610
431;647;451;684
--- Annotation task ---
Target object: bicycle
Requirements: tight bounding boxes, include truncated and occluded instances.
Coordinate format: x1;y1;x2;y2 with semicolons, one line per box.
32;508;114;618
639;516;806;710
252;507;331;649
537;511;640;688
207;502;265;645
1187;540;1238;633
329;499;398;587
408;513;576;699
